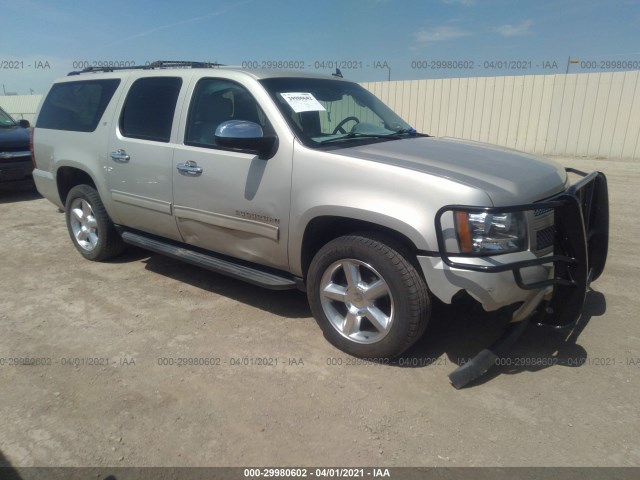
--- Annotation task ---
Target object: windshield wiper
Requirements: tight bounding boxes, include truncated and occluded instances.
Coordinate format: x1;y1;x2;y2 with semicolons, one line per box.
319;132;402;144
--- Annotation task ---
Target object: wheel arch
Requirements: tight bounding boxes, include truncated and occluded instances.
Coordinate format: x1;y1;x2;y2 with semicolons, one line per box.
56;166;97;206
297;214;424;279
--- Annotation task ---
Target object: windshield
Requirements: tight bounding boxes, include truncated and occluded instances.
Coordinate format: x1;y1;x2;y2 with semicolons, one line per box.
260;77;416;148
0;107;17;127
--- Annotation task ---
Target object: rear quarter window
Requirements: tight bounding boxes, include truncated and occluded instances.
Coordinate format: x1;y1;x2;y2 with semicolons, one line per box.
36;79;120;132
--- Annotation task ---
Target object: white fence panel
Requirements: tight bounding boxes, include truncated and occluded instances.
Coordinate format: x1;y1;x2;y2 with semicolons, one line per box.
363;71;640;160
0;95;42;123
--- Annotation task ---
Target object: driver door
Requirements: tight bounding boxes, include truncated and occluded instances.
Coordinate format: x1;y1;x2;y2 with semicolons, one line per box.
172;77;292;270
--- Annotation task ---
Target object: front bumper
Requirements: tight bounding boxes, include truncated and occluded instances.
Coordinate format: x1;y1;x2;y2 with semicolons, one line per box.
430;168;609;327
430;168;609;388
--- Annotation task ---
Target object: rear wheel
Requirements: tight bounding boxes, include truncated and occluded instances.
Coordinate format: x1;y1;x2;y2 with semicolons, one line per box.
307;234;430;358
65;185;124;261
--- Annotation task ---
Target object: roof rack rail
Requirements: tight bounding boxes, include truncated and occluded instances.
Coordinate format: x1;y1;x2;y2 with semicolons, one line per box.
148;60;226;69
68;60;226;76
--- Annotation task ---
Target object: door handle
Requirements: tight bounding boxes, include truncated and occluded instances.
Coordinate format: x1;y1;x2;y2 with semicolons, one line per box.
110;149;130;163
176;160;203;176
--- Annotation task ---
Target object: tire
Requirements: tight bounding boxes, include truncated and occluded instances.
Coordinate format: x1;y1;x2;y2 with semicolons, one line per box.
307;234;431;359
64;184;124;261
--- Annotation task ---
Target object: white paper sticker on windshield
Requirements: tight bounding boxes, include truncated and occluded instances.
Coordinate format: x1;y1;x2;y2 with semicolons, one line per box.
280;92;326;113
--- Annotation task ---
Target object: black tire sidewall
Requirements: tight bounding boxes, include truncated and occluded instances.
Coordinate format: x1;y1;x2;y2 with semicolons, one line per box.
64;185;118;261
307;235;429;359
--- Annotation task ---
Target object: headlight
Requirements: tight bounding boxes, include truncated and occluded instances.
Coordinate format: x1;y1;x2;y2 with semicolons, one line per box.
454;211;527;254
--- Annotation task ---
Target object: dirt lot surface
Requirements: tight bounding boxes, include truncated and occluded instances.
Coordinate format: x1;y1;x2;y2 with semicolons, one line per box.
0;157;638;468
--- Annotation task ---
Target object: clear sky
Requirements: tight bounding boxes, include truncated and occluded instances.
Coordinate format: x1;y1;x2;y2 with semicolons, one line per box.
1;0;639;94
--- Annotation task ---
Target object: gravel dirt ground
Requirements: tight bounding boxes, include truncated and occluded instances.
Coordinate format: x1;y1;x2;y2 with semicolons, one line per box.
0;157;638;468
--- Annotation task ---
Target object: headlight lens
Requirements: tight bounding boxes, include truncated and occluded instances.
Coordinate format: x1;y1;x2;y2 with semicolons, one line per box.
454;211;527;254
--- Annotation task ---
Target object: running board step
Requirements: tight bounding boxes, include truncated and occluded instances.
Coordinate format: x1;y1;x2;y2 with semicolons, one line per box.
121;231;299;291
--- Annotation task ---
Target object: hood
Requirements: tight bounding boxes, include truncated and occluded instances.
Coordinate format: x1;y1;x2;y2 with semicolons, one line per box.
0;125;30;149
338;137;567;205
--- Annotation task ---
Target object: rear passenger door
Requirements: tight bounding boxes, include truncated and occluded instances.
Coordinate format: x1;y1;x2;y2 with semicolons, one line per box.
105;75;184;241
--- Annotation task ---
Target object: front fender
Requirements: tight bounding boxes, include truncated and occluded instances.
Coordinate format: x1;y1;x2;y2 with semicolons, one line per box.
288;142;493;277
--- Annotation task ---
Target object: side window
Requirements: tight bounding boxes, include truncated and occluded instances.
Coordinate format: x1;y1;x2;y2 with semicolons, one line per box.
37;79;120;132
185;78;269;148
120;77;182;142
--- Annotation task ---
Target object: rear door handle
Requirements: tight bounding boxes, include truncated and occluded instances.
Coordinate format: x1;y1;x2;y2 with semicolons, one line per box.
110;149;130;163
176;160;203;176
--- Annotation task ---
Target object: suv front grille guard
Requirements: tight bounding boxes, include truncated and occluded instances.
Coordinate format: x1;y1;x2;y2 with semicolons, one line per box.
434;168;609;328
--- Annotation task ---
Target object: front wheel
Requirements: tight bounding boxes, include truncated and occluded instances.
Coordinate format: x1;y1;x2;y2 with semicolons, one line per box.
65;184;124;261
307;234;431;358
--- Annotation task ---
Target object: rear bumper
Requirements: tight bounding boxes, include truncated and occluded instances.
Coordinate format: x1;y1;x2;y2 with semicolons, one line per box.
33;168;63;208
0;158;32;182
427;169;609;327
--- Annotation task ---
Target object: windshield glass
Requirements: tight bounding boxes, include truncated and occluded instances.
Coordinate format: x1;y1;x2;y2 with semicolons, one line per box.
260;77;415;148
0;108;17;127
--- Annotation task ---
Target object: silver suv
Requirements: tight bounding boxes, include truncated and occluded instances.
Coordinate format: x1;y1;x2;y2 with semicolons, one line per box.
32;62;609;386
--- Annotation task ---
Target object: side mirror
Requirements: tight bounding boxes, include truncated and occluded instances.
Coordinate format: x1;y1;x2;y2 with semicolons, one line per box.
18;119;30;128
214;120;277;158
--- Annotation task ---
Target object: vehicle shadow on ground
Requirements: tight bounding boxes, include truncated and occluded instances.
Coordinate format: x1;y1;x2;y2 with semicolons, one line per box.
105;244;153;264
397;289;606;387
117;246;607;385
0;180;41;204
0;449;23;480
139;252;311;319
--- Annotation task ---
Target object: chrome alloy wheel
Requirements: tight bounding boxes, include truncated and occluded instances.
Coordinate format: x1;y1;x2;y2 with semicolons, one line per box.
69;198;99;251
319;259;394;344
